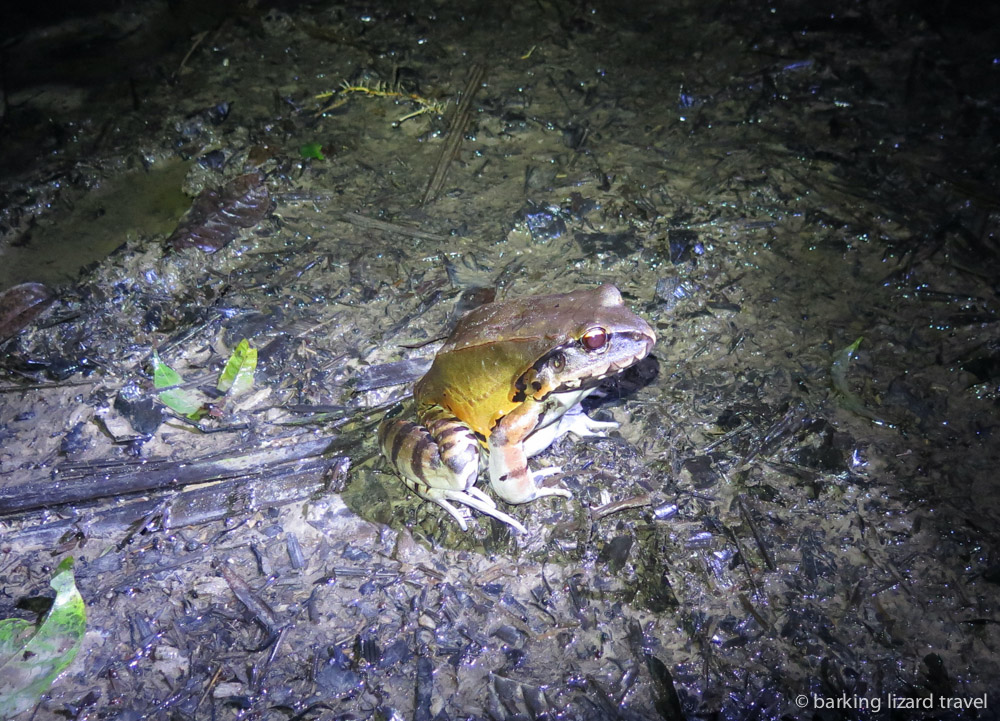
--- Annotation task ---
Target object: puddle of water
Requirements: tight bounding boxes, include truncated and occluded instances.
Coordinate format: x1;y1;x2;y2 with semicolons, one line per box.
0;159;190;291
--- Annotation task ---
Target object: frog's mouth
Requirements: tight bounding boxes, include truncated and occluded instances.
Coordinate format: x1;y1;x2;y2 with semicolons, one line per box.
517;330;654;399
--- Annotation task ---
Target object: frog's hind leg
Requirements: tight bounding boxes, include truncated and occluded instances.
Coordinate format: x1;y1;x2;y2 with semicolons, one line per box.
379;412;477;489
379;412;527;533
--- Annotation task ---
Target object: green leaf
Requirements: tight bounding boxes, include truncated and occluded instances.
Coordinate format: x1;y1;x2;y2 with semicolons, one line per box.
216;339;257;397
299;142;325;160
152;351;182;389
831;336;883;423
152;352;204;417
0;558;87;719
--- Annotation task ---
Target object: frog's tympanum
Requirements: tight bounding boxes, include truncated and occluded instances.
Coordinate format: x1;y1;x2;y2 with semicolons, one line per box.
379;284;655;533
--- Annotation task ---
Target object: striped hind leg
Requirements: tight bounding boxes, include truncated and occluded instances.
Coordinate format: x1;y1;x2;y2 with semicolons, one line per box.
378;407;527;533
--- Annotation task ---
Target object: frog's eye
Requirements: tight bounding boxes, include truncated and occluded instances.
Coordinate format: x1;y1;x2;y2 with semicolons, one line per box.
581;327;608;351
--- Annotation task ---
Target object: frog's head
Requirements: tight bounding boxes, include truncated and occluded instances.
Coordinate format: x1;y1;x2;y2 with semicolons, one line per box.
514;284;655;401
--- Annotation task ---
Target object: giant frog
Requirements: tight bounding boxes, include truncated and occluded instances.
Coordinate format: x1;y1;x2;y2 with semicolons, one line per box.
379;284;655;533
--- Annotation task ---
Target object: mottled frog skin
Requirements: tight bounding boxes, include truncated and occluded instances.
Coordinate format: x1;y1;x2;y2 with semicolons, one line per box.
379;284;655;533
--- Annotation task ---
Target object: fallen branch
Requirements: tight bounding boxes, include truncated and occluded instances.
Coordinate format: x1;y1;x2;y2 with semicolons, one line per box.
0;434;339;516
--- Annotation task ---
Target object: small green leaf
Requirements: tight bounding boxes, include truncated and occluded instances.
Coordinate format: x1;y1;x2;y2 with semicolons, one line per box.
217;339;257;397
152;351;182;389
152;352;204;416
0;558;87;719
299;142;325;160
831;336;883;423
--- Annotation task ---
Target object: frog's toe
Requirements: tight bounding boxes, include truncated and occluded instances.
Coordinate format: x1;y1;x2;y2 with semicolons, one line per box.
529;478;572;500
533;465;563;480
530;467;573;498
465;486;499;508
431;497;471;531
421;489;527;534
442;490;529;533
565;412;619;438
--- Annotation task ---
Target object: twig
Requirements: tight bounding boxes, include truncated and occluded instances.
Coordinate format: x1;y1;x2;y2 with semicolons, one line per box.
341;212;450;242
0;379;98;393
591;494;652;521
736;494;776;571
175;31;209;77
421;64;486;205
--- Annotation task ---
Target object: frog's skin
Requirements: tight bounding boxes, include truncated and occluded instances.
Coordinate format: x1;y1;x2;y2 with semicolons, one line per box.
379;284;655;533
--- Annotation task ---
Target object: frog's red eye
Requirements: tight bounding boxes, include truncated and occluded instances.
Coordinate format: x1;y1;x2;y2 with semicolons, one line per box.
581;327;608;351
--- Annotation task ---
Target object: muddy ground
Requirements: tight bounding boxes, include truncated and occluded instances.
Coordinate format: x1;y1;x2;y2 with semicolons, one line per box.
1;0;998;719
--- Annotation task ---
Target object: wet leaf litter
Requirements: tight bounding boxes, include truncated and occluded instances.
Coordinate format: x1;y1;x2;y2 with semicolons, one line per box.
1;0;999;719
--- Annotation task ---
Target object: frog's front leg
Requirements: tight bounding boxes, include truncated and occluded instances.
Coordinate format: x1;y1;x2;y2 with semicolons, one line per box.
378;405;528;533
522;403;620;458
487;400;574;506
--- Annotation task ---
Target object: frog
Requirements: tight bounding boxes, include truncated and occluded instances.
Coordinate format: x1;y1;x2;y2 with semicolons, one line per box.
379;284;655;533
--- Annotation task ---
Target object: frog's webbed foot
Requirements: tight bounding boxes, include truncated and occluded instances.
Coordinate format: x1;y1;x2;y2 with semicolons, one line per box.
427;487;528;534
561;406;619;439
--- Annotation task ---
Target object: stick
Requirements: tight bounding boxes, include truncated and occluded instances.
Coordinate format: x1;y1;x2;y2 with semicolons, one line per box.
421;64;486;205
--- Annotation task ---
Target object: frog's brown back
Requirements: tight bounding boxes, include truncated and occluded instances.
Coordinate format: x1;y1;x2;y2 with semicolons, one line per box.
440;285;624;354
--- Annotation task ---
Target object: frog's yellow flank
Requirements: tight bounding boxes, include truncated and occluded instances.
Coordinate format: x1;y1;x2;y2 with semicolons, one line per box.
380;284;655;533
